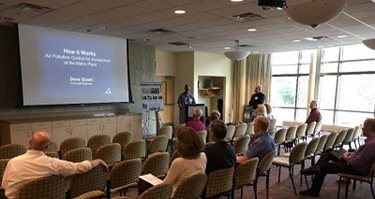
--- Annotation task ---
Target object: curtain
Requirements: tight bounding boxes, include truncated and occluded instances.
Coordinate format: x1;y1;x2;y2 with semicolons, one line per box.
231;54;272;122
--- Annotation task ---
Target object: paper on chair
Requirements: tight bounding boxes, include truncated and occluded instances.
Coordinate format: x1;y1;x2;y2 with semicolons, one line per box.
139;174;163;186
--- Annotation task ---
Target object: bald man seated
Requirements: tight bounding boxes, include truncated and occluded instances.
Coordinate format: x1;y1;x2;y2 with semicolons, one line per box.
1;131;108;199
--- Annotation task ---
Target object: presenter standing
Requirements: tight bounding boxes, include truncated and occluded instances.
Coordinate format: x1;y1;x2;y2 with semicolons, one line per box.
248;84;265;121
177;84;196;124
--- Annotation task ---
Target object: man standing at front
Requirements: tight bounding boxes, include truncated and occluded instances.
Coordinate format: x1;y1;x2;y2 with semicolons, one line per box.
306;100;322;124
249;85;265;121
2;131;108;199
177;84;196;124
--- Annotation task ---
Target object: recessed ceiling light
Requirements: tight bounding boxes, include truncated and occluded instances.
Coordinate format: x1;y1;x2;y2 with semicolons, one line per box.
224;47;231;50
230;0;244;2
248;28;257;32
337;35;347;38
292;39;301;42
174;10;186;14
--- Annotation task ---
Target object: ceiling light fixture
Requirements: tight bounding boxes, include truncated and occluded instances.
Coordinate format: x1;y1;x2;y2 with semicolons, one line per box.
224;40;250;61
363;38;375;50
337;35;347;38
230;0;244;2
174;10;186;14
248;28;257;32
285;0;345;28
224;47;231;50
292;39;301;42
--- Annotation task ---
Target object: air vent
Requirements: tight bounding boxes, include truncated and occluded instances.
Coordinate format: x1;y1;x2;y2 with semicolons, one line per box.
15;3;52;12
148;28;177;35
239;44;254;48
168;42;189;46
232;12;265;22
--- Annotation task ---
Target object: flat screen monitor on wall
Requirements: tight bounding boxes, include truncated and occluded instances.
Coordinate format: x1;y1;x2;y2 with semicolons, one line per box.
18;24;131;106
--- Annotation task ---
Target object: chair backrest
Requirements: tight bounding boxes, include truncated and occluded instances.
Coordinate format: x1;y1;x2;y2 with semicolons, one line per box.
268;130;276;139
87;134;111;155
246;122;255;136
205;167;234;198
63;147;93;162
173;173;207;199
352;125;361;140
324;132;338;151
267;118;277;132
289;142;307;164
305;137;320;157
59;137;86;156
46;141;58;153
138;183;172;199
109;159;142;192
197;130;207;145
314;120;323;135
68;165;108;199
17;175;65;199
233;135;250;154
0;144;26;159
257;150;275;176
334;129;348;147
234;123;247;137
296;123;308;139
143;152;170;177
148;135;169;155
45;152;59;158
285;126;297;142
158;125;173;140
315;134;328;153
305;121;316;136
112;131;132;149
170;150;181;163
123;139;146;160
95;143;121;166
225;125;236;140
174;124;186;138
274;128;287;145
342;128;355;145
0;159;9;184
234;157;259;189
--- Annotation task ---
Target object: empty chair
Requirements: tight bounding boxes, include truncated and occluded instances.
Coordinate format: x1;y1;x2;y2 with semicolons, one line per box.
66;165;108;199
143;152;170;178
295;123;308;142
283;126;297;152
107;159;142;198
246;122;255;136
232;123;248;142
0;144;26;159
274;128;287;156
225;125;236;142
204;167;234;198
197;130;207;145
233;157;259;199
112;131;132;150
333;129;348;149
272;142;307;195
324;132;338;151
305;121;317;139
314;134;329;158
59;137;86;157
233;135;250;155
17;175;65;199
352;126;362;149
173;173;207;199
148;135;169;155
314;120;323;137
45;141;59;158
95;143;121;166
138;183;172;199
267;118;277;132
342;128;355;149
123;140;146;160
268;130;276;139
300;137;320;187
255;150;275;199
63;147;92;162
87;134;111;156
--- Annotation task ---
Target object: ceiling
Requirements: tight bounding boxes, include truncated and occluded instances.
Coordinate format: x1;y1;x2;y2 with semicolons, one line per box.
0;0;374;53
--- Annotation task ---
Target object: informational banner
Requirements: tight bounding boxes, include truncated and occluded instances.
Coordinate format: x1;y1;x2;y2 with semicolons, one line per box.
140;82;164;112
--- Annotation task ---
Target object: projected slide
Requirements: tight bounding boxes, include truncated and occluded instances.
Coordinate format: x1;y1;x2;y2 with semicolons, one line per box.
18;25;129;105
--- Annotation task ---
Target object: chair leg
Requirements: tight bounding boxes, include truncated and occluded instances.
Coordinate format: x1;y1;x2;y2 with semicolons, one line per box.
304;174;310;189
300;160;305;186
370;182;375;199
352;180;356;190
266;173;269;199
289;166;297;195
253;181;257;199
337;176;342;199
278;166;281;183
345;178;350;198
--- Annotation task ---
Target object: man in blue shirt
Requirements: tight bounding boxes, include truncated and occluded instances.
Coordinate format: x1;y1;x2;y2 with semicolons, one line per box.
237;117;275;164
177;84;196;124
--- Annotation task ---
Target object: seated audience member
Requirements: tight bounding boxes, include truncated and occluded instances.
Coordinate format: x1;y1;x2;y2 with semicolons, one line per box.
163;127;206;195
255;104;267;118
306;100;322;124
237;117;276;164
186;108;206;132
300;118;375;197
205;120;236;174
1;131;107;199
264;103;274;120
207;110;221;142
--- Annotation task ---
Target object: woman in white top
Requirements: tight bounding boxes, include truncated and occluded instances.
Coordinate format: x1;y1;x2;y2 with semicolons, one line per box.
163;126;207;195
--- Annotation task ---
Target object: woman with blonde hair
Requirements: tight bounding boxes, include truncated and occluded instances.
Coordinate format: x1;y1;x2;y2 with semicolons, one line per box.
163;126;206;195
255;104;267;117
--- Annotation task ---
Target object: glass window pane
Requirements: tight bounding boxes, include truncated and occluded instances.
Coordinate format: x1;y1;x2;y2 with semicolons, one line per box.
341;60;375;72
271;77;297;107
321;63;338;73
322;47;340;62
337;74;375;112
296;76;309;107
272;65;298;75
273;108;295;125
336;111;373;127
299;64;310;74
296;108;307;122
320;110;334;125
318;75;337;109
342;44;375;61
271;51;299;65
300;50;314;64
